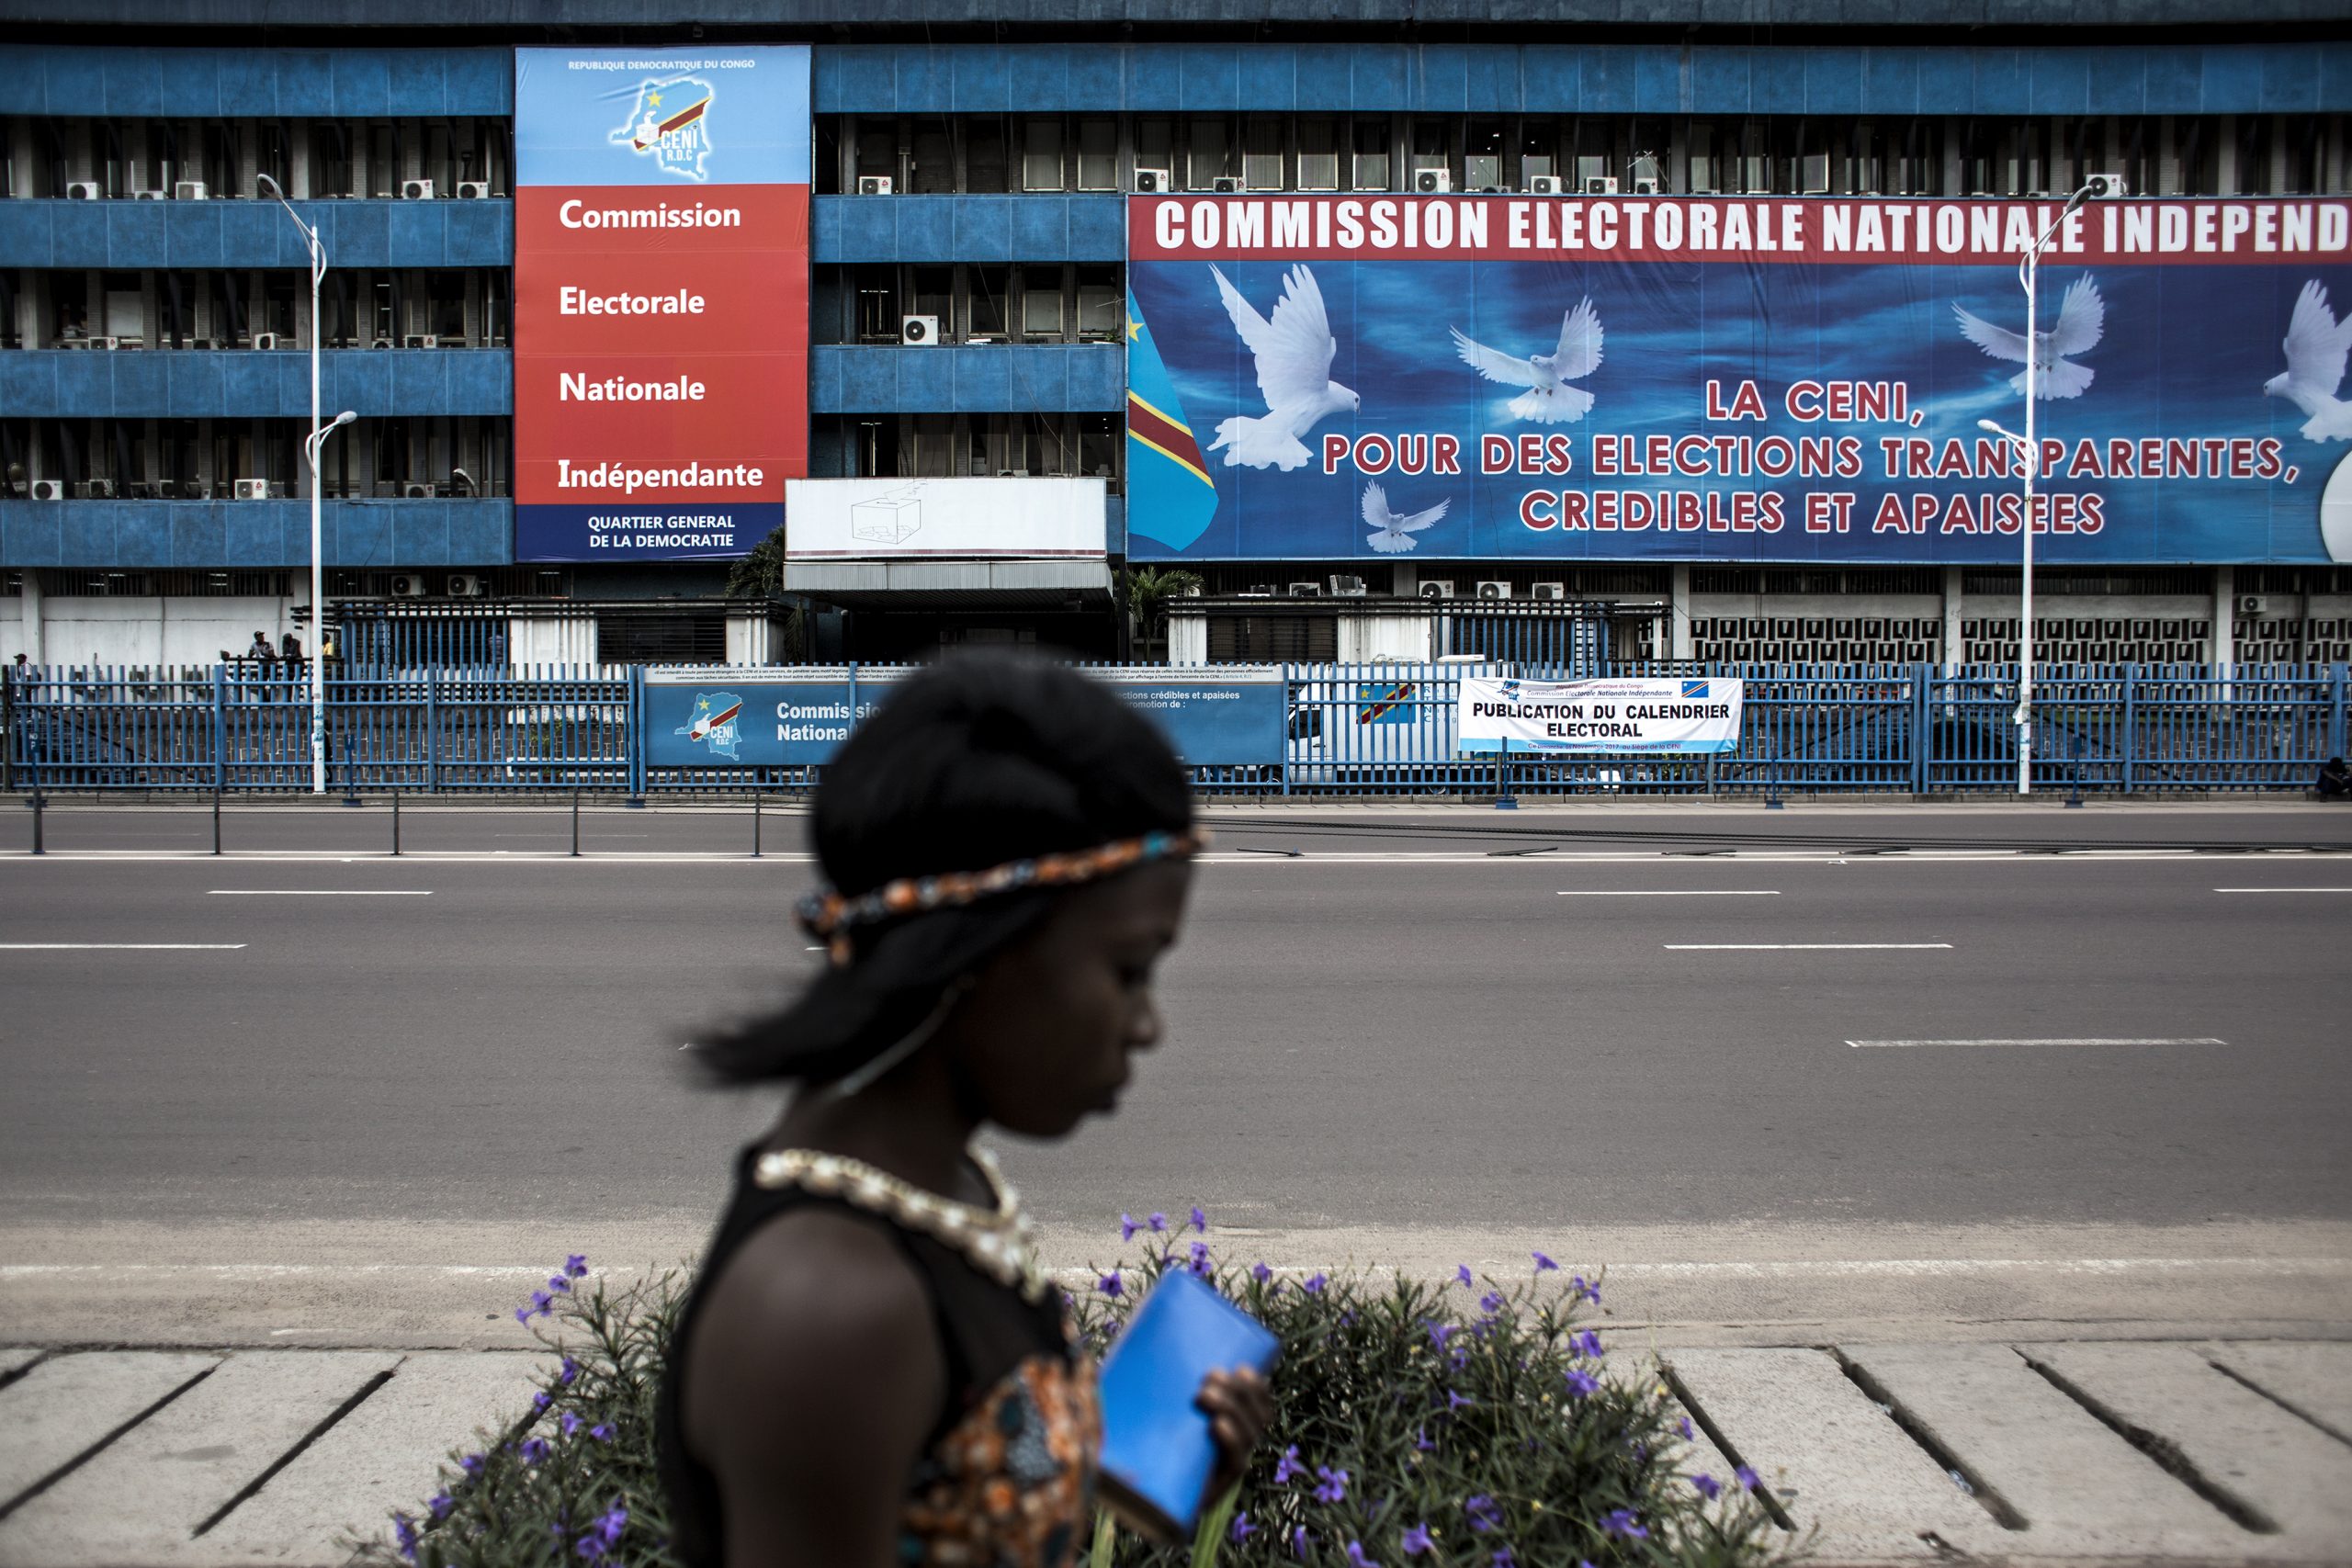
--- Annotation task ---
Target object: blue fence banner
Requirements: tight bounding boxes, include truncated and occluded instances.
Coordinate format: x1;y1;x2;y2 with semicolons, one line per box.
1126;194;2352;564
1458;674;1746;753
1084;668;1287;765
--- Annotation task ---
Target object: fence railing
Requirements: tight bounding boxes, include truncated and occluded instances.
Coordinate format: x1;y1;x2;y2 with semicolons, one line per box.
5;660;2346;798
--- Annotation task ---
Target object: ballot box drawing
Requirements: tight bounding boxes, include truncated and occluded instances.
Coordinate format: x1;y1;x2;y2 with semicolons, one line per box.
851;490;922;545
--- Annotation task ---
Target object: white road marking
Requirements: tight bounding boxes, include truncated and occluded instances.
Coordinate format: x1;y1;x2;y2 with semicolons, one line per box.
1848;1037;2227;1048
207;889;433;896
1667;942;1951;951
1557;889;1781;897
0;848;2342;866
0;942;247;950
2213;886;2352;893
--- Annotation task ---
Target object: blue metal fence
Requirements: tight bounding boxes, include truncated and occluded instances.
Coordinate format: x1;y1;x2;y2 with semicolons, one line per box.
5;660;2346;798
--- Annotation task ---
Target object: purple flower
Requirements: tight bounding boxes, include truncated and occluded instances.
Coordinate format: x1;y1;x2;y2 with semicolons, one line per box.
1401;1521;1434;1556
1532;1251;1558;1273
1273;1444;1306;1484
1252;1261;1273;1284
1736;1464;1760;1492
458;1452;485;1477
1120;1213;1138;1242
1188;1240;1212;1279
1191;1206;1208;1233
1464;1495;1502;1533
560;1357;580;1385
532;1390;552;1412
1097;1269;1124;1299
575;1538;604;1561
1346;1544;1380;1568
1571;1329;1604;1359
1303;1272;1328;1295
564;1254;588;1278
1692;1472;1723;1500
1570;1274;1600;1304
1314;1465;1350;1505
1447;1389;1474;1412
1602;1508;1648;1540
1425;1319;1460;1352
561;1412;582;1437
1493;1551;1519;1568
531;1289;555;1315
1415;1427;1436;1452
589;1424;614;1442
1456;1264;1475;1288
1479;1290;1506;1315
595;1506;627;1548
547;1275;571;1293
519;1437;550;1464
1565;1369;1600;1399
392;1512;419;1562
513;1304;534;1325
1677;1416;1694;1439
1231;1510;1259;1543
1148;1212;1168;1233
1292;1526;1313;1560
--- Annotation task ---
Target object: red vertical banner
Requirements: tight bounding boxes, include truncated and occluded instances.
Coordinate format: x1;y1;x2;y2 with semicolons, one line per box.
513;49;809;561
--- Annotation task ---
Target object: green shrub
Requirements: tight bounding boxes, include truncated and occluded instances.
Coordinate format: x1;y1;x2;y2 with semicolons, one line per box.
362;1230;1792;1568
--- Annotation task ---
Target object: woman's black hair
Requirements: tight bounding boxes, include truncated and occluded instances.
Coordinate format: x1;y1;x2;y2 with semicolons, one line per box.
695;652;1193;1085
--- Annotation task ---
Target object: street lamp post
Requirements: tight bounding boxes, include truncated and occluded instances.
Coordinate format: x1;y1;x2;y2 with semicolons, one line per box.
1988;175;2122;796
255;174;355;795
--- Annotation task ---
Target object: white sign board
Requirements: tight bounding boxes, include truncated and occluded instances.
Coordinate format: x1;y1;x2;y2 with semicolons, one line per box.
785;477;1107;558
1458;676;1745;755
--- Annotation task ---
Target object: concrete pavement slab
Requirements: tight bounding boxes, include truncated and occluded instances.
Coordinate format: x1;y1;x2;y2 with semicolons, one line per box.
1662;1346;1991;1559
1840;1342;2246;1559
0;1351;222;1513
2207;1340;2352;1446
2026;1340;2352;1550
0;1350;400;1568
197;1352;548;1566
0;1348;47;1379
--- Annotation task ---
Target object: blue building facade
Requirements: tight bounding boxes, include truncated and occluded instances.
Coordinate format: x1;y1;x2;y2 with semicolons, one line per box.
4;6;2351;664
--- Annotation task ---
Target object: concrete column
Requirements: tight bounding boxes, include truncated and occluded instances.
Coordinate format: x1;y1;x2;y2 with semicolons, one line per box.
1669;562;1694;660
22;570;42;664
2212;563;2236;669
1941;564;1963;673
2215;117;2238;195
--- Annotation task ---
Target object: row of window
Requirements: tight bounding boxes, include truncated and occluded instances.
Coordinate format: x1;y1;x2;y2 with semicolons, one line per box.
815;264;1123;345
825;112;2352;198
0;117;512;201
816;412;1122;480
1;268;512;351
2;416;511;498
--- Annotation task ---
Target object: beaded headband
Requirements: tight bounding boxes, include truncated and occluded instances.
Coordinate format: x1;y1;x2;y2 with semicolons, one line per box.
796;828;1207;966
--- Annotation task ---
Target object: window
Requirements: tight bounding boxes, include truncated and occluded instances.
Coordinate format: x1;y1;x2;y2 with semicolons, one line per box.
101;272;142;344
1465;118;1507;191
966;118;1009;193
1077;119;1118;190
1243;117;1284;191
596;612;725;666
1352;119;1390;191
1411;118;1450;184
1077;413;1118;480
1571;118;1611;190
854;122;897;185
1297;118;1339;191
910;413;956;477
853;266;901;342
1076;265;1120;341
967;265;1010;340
1187;118;1229;189
1136;118;1173;186
1207;615;1337;662
1023;118;1066;192
1518;121;1557;189
1022;269;1065;341
910;266;952;338
908;118;955;194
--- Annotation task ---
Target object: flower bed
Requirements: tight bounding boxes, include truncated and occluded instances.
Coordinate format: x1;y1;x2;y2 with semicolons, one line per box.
361;1224;1792;1568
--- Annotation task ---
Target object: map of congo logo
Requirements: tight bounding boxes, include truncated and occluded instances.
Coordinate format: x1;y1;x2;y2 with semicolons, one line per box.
676;692;744;760
608;74;715;181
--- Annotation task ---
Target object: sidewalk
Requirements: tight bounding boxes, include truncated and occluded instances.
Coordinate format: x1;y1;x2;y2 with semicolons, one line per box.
2;1336;2346;1566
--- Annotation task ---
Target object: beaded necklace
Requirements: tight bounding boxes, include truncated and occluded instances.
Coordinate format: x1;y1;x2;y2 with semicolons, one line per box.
751;1145;1049;1303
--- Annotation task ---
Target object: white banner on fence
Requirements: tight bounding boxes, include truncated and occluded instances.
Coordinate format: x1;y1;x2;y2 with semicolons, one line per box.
1458;676;1745;755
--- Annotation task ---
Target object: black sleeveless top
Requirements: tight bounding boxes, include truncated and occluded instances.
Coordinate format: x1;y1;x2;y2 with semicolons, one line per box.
655;1145;1099;1568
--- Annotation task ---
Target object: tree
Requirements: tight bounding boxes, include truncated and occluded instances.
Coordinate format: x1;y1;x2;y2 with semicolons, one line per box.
724;524;786;600
1125;566;1204;646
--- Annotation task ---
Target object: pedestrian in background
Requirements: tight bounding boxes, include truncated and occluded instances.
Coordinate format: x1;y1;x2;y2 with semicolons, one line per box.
660;654;1271;1568
2319;756;2352;800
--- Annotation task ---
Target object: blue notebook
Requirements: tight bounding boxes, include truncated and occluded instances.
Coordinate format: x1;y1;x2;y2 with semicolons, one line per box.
1095;1269;1282;1542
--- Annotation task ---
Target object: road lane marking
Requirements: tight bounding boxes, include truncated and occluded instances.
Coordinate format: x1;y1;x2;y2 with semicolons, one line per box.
1557;889;1781;897
206;889;433;896
2213;886;2352;893
0;942;247;950
1848;1036;2226;1048
1667;942;1951;951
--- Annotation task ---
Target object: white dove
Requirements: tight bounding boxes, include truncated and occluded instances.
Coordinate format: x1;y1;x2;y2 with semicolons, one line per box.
1361;479;1449;555
1952;275;2105;400
2264;278;2352;442
1205;264;1358;471
1449;299;1604;424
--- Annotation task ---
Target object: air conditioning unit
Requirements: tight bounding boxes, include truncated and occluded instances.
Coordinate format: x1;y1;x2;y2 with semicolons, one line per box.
29;479;63;501
400;178;436;200
1288;581;1323;597
233;479;270;501
2235;594;2271;618
370;336;395;349
131;188;167;201
446;573;485;597
253;332;283;350
174;180;209;200
1212;175;1242;194
1528;175;1566;195
1584;176;1620;195
401;481;435;499
1329;574;1368;596
899;314;939;346
1475;581;1513;600
1133;168;1170;194
1418;581;1456;600
402;333;438;349
855;175;895;196
87;335;119;350
1413;168;1452;194
1630;177;1661;196
389;573;429;597
1242;585;1274;597
2086;172;2129;200
455;181;491;199
1530;581;1567;601
64;181;101;200
86;478;116;499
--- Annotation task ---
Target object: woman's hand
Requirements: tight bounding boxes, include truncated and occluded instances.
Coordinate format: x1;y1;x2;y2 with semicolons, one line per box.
1196;1366;1276;1500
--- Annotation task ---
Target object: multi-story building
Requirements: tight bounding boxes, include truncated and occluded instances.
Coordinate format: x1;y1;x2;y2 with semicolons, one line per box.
3;2;2348;671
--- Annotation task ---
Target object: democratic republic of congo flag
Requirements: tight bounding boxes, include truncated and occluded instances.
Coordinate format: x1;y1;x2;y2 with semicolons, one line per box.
1125;289;1218;553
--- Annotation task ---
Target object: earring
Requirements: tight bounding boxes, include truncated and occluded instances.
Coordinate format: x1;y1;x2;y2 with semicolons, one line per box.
831;976;974;1099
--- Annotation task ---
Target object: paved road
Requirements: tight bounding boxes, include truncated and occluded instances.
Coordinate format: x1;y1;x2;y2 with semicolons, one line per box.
3;804;2348;1344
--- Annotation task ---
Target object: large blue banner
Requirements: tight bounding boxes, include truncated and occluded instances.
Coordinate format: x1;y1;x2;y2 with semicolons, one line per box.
644;668;1284;768
1126;194;2352;564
